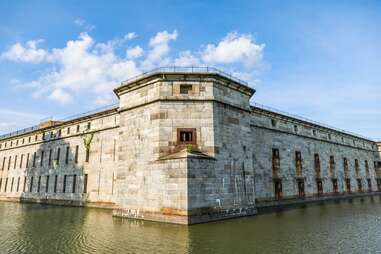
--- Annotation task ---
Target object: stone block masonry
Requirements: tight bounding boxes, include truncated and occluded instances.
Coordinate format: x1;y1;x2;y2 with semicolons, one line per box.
0;67;380;224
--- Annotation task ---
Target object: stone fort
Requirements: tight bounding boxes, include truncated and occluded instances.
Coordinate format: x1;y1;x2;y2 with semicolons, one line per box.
0;67;380;224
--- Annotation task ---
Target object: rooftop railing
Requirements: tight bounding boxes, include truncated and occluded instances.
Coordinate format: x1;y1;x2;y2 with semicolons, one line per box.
251;102;375;141
0;103;119;140
120;66;249;87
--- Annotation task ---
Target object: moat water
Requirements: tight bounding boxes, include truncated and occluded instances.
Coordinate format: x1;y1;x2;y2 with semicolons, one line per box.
1;197;381;254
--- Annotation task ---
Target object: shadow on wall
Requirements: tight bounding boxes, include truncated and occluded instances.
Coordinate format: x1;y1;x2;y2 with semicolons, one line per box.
17;131;92;206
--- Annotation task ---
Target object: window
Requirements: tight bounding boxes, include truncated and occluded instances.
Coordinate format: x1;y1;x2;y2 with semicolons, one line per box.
14;155;17;169
65;146;70;164
63;175;67;193
22;138;24;145
343;158;349;177
26;153;30;168
297;179;305;198
37;176;41;193
16;177;20;192
294;125;298;133
42;132;46;140
76;125;80;133
45;176;49;193
274;179;282;200
20;154;23;168
54;175;58;193
74;145;79;163
180;84;193;94
272;148;280;177
58;129;62;137
28;136;31;143
33;152;36;167
29;177;34;192
328;133;332;140
23;177;26;192
314;153;320;176
355;159;360;176
72;175;76;193
345;178;351;192
2;157;5;170
177;128;196;145
87;122;91;130
10;178;14;192
8;156;11;170
271;119;277;127
83;174;88;194
312;130;317;136
295;151;302;176
56;148;61;165
316;179;323;195
67;127;70;135
365;160;369;176
367;178;372;191
85;149;90;163
48;149;53;166
40;151;44;167
4;178;8;192
332;179;338;193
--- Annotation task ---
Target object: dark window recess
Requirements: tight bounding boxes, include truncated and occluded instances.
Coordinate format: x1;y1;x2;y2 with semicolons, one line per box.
14;155;17;169
274;179;282;200
177;128;196;145
180;84;193;94
58;129;62;137
271;119;277;127
10;178;14;192
63;175;67;193
316;179;323;195
54;175;58;193
67;127;70;135
72;175;76;193
0;178;2;191
83;174;88;194
8;156;11;170
29;177;34;192
20;154;23;168
87;122;91;130
272;148;280;177
49;149;52;166
367;178;372;191
76;125;80;133
295;151;302;176
2;157;6;170
33;152;36;167
357;179;362;192
332;179;338;193
346;178;351;192
297;179;305;198
314;154;320;176
23;177;26;192
37;176;41;193
40;151;44;167
65;146;70;164
45;176;49;193
56;148;61;165
26;153;30;168
4;178;8;192
85;149;90;163
377;179;381;191
74;146;79;163
16;177;20;192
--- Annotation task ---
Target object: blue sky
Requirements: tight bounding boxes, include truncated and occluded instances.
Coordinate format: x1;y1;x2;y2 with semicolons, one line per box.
1;0;381;140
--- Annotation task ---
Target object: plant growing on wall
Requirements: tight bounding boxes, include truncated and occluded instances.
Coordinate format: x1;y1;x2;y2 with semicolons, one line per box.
82;133;94;162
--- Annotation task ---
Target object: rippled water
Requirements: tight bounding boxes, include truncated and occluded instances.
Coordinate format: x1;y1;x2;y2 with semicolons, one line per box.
1;197;381;254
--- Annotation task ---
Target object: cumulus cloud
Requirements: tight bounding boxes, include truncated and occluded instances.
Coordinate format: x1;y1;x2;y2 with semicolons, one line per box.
202;32;265;67
1;39;47;63
126;46;143;59
142;30;178;69
1;30;265;105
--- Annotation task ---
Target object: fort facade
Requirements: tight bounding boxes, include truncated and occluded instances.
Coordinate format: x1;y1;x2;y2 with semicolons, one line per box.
0;67;380;224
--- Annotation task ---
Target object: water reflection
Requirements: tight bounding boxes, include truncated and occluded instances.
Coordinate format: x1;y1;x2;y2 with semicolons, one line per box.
1;197;381;254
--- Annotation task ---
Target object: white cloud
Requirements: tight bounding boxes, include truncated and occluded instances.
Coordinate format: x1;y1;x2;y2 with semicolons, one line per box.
48;88;73;104
74;18;95;31
142;30;178;69
125;32;137;40
1;30;266;105
1;39;47;63
202;32;265;67
126;46;143;59
174;51;201;66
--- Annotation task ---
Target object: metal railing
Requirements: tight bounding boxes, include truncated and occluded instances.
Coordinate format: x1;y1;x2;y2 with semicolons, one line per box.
0;103;119;140
251;102;375;141
120;66;249;87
